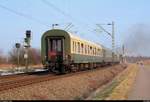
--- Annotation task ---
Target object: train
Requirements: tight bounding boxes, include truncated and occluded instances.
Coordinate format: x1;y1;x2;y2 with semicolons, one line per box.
41;29;122;74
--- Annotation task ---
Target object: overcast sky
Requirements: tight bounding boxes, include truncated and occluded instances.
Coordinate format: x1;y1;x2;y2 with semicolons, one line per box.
0;0;150;56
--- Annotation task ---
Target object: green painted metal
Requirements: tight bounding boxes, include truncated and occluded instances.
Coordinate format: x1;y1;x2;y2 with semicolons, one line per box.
41;29;71;65
71;54;104;63
41;29;120;66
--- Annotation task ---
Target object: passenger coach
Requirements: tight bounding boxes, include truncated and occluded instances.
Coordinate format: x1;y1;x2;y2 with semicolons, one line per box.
41;29;121;74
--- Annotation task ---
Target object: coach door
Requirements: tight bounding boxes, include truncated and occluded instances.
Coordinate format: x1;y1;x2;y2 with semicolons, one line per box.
48;38;64;63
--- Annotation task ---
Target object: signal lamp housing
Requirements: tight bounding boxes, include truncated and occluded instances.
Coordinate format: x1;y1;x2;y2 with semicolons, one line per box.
15;43;21;48
26;30;31;38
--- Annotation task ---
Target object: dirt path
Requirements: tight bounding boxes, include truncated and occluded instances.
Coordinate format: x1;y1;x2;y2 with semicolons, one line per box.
128;65;150;100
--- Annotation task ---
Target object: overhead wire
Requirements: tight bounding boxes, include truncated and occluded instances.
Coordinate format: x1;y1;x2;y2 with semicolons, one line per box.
41;0;96;34
41;0;73;20
64;23;72;30
0;3;50;27
0;1;104;46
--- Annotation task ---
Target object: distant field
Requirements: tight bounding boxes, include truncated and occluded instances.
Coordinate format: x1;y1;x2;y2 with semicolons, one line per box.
143;60;150;65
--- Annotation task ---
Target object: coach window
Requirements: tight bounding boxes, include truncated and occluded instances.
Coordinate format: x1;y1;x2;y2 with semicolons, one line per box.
74;42;75;53
89;46;91;55
85;45;87;54
72;41;73;52
86;45;88;54
87;45;89;54
73;41;75;53
92;48;94;55
93;48;95;55
81;43;84;54
88;45;90;55
97;49;99;55
98;49;100;55
57;40;62;52
78;42;80;54
76;42;77;53
75;42;78;53
93;48;94;55
74;42;76;53
75;41;76;53
90;46;92;55
52;40;57;51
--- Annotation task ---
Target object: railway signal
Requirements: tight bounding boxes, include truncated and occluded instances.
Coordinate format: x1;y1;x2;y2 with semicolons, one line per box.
24;30;31;47
24;30;32;72
26;30;31;38
15;43;21;49
15;43;21;69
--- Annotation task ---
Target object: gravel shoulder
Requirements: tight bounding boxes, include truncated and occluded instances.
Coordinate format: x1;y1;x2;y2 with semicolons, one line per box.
128;65;150;100
0;65;125;100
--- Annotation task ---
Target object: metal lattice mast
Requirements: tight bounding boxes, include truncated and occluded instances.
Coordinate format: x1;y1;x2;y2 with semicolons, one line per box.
112;21;115;62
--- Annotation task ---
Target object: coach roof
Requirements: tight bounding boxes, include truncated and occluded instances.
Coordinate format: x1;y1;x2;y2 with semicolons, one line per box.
43;29;103;48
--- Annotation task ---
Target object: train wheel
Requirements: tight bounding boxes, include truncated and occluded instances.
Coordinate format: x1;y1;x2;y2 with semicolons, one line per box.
50;66;57;73
87;63;91;70
77;64;80;72
89;63;93;70
71;64;77;73
58;64;67;75
79;64;82;71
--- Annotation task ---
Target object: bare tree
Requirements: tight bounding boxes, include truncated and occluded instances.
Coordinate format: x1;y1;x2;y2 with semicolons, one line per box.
28;48;41;65
8;46;41;66
8;46;25;66
0;49;7;64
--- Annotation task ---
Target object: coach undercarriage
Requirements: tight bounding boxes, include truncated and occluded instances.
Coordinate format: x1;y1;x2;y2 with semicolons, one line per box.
46;61;119;74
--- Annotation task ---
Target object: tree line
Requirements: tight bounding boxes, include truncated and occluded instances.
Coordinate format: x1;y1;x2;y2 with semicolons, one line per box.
0;47;41;66
125;56;150;63
1;47;150;65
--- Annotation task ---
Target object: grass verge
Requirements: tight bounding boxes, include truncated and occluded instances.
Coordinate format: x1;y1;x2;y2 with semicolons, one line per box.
91;64;139;100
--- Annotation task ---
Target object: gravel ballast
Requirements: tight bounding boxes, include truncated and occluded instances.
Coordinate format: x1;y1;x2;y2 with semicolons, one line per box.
0;65;126;100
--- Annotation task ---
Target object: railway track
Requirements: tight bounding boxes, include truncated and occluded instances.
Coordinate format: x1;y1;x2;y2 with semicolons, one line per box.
0;64;125;92
0;74;58;92
0;71;48;83
0;73;27;79
0;74;31;83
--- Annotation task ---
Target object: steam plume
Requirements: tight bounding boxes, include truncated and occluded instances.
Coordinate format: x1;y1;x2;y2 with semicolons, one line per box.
124;24;150;57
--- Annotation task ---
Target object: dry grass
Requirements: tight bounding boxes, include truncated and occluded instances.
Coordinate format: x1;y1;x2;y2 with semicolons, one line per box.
106;64;139;100
0;65;125;100
91;64;138;100
0;64;13;69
